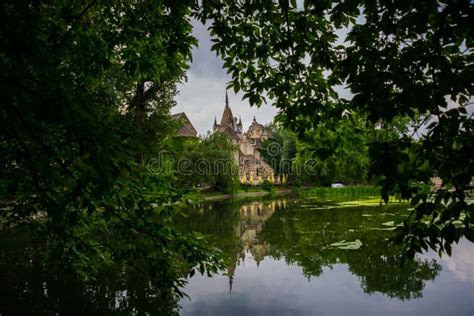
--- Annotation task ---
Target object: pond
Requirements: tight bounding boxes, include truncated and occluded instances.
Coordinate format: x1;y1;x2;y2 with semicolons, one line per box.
177;196;474;316
0;195;472;315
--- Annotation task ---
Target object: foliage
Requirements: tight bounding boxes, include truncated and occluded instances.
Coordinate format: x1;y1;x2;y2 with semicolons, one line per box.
197;0;474;256
174;201;243;263
291;112;370;185
1;0;472;299
126;80;180;162
261;124;297;176
261;179;274;193
0;232;185;315
170;132;239;192
0;0;223;299
292;112;414;186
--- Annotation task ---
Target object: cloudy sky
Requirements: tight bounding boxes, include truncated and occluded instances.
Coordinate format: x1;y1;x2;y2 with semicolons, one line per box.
174;21;279;136
174;20;472;136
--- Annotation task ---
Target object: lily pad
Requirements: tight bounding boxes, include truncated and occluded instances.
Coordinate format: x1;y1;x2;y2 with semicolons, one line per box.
329;239;363;250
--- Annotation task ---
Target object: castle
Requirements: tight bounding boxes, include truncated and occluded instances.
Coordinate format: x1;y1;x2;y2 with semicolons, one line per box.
213;92;275;182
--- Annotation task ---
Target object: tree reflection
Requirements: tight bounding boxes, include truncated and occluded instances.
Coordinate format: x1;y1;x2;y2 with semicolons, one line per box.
180;199;441;301
0;199;443;315
0;232;181;315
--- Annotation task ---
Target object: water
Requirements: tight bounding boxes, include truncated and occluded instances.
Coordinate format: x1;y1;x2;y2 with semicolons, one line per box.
178;197;474;315
0;196;472;315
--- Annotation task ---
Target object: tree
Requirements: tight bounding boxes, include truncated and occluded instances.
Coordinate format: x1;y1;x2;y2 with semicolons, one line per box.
127;80;180;163
197;0;474;257
0;0;222;302
290;112;371;186
291;112;412;186
260;124;297;176
1;0;472;297
171;132;239;192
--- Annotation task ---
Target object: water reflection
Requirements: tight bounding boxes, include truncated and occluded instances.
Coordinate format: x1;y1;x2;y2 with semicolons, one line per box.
0;234;182;315
1;197;472;315
179;198;474;315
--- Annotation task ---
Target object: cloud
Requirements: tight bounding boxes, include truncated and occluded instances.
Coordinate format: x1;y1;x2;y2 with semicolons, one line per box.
174;20;279;135
440;240;474;283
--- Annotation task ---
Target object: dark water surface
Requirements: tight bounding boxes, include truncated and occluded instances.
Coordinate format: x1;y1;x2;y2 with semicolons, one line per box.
178;197;474;316
0;196;473;315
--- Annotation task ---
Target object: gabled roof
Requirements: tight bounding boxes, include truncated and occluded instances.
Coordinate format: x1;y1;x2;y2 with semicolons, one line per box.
176;125;198;137
171;112;198;137
170;112;183;120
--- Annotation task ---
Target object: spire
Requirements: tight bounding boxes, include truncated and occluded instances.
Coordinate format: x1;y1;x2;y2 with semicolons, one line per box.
220;91;234;127
253;116;256;122
237;116;242;132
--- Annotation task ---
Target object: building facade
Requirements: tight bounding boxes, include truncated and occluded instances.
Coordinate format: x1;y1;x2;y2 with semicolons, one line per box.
213;92;274;181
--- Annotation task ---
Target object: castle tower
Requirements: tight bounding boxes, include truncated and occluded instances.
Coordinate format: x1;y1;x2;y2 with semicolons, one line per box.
220;91;235;128
212;87;275;183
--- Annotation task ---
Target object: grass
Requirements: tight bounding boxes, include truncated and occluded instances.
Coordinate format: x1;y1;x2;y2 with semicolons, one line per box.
197;184;381;201
301;185;382;197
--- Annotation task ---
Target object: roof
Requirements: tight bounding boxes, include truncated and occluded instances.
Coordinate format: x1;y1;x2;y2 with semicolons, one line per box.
171;112;198;137
171;112;184;120
248;120;265;132
217;125;242;140
220;106;235;127
176;125;198;137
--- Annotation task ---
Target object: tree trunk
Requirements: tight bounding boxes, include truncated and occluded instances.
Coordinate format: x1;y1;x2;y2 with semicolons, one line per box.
134;81;145;163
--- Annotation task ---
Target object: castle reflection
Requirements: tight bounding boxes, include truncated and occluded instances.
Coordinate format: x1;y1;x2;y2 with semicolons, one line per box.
226;199;288;291
239;200;286;260
181;198;443;301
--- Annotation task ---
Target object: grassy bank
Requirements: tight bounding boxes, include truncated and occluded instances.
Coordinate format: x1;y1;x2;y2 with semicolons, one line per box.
192;186;295;202
300;185;381;197
192;185;379;202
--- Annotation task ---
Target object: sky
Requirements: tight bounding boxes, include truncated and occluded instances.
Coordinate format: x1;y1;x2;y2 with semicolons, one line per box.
174;21;279;136
174;19;473;136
